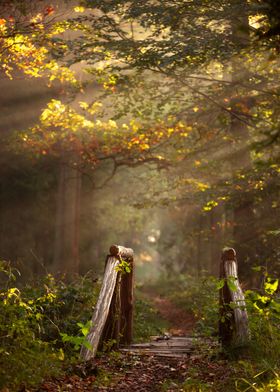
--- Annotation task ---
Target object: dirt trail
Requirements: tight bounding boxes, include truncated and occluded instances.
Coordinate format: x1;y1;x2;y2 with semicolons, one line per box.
151;295;196;336
35;351;232;392
140;285;196;336
34;293;232;391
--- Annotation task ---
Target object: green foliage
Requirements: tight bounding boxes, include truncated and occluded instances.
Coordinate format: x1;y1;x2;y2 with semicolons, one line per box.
235;366;280;392
91;368;115;388
0;263;62;389
21;272;100;348
149;274;219;336
216;276;239;292
115;257;132;274
60;320;93;351
148;272;280;390
134;291;169;342
252;372;280;392
181;378;212;392
0;262;100;390
244;275;280;366
102;338;118;353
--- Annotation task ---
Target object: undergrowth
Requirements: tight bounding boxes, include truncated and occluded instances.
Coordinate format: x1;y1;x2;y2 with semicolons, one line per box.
1;258;280;392
0;261;100;390
134;289;170;342
0;261;168;391
146;273;219;336
146;271;280;391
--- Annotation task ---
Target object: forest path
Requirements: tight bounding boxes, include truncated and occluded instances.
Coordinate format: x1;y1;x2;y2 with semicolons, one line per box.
37;351;232;392
35;291;229;392
120;288;206;358
145;289;197;336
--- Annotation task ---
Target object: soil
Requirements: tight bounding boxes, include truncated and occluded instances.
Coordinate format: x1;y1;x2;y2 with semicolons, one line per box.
33;293;234;392
152;295;196;336
35;352;233;392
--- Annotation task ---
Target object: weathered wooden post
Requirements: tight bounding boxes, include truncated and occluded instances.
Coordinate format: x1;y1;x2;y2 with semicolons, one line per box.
80;245;134;361
110;245;134;345
219;247;250;348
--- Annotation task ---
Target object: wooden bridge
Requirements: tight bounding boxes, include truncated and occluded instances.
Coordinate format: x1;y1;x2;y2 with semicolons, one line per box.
80;245;250;361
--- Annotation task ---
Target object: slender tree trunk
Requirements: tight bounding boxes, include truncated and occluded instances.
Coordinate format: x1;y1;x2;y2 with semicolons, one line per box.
228;5;256;277
196;215;203;276
53;157;81;275
210;206;223;276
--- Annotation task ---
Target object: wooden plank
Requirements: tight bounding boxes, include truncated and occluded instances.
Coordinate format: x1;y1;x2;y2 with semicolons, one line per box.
100;270;122;349
122;347;194;352
80;244;134;361
150;336;195;341
152;338;195;344
120;254;134;345
109;244;134;345
121;349;193;354
121;350;191;358
128;340;194;348
120;347;193;357
121;336;200;356
219;248;250;347
120;335;219;358
80;256;120;361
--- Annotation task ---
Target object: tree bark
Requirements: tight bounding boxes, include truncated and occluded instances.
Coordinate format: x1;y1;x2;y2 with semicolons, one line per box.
53;158;81;275
228;5;256;277
80;245;134;361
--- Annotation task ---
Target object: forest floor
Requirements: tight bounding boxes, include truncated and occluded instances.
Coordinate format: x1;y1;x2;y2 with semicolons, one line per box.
33;291;237;392
144;290;196;336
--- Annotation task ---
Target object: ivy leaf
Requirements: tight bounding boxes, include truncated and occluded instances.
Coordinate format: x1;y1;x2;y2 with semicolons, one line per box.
226;277;237;292
216;279;225;290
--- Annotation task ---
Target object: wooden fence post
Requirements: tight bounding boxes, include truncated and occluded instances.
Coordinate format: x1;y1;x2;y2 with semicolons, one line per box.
80;244;134;361
101;245;134;347
219;247;250;348
119;251;134;345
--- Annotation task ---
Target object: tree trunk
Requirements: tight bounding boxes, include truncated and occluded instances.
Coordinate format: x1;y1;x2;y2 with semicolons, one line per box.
196;215;203;276
210;206;223;276
228;6;256;277
53;158;81;275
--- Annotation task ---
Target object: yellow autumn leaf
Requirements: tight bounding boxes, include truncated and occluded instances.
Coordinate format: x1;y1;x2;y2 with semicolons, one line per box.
79;101;89;110
74;6;85;13
203;201;218;211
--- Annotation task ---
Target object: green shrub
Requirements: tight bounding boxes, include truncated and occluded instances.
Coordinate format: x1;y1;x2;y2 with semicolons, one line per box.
147;272;280;390
232;275;280;391
0;261;100;390
23;272;100;351
0;266;62;389
134;291;169;342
